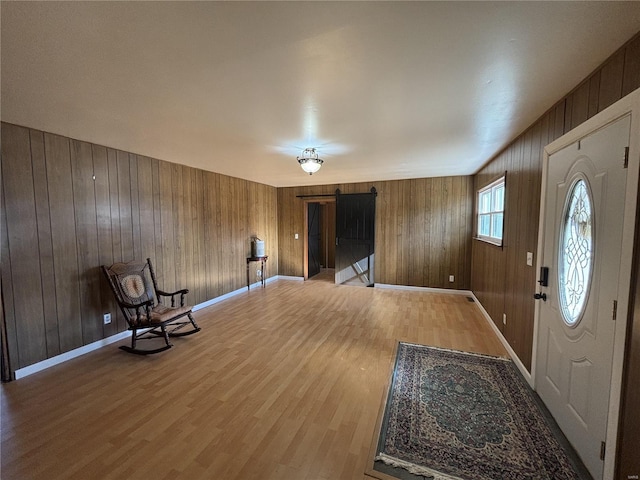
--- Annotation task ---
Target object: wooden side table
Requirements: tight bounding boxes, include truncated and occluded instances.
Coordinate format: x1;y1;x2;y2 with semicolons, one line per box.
246;255;268;290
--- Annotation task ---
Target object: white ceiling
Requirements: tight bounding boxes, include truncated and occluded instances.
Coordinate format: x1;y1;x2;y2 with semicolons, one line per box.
2;2;640;187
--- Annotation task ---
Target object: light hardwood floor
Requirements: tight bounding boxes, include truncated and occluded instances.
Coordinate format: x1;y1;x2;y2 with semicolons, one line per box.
1;273;507;480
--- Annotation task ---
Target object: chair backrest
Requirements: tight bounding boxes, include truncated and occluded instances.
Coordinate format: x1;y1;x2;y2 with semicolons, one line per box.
102;260;157;323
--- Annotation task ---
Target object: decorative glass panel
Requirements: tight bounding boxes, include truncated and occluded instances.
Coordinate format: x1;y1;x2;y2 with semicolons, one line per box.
559;179;593;326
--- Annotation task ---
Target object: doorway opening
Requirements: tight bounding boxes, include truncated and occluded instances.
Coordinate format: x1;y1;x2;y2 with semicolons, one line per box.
304;200;336;281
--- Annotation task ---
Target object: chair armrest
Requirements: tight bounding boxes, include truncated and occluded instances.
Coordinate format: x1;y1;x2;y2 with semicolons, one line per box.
118;299;154;310
157;289;189;307
157;289;189;297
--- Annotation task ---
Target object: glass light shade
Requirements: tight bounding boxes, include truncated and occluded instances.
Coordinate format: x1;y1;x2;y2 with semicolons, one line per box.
298;158;323;174
297;148;323;175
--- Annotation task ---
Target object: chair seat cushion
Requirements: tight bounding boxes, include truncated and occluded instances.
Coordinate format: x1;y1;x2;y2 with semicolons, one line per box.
129;304;192;327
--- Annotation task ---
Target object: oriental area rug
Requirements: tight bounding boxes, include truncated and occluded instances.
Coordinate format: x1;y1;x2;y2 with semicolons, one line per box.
374;343;591;480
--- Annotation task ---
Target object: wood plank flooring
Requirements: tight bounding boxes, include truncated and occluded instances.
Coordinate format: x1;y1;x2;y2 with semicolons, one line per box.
1;273;507;480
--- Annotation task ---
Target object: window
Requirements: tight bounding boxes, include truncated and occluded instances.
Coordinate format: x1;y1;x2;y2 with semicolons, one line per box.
477;176;505;245
559;178;593;326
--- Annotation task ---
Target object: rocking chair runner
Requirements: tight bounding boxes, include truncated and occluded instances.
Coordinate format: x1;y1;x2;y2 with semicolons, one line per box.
102;258;201;354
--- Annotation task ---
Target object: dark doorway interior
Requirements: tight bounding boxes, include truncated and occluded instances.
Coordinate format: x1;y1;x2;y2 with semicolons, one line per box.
307;203;321;278
335;188;376;286
307;202;336;279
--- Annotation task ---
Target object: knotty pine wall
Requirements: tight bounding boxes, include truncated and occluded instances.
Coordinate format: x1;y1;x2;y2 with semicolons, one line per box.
1;123;278;372
278;176;474;289
472;34;640;372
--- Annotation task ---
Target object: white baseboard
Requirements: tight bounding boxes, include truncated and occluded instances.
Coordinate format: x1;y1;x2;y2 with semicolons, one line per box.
469;292;532;386
274;275;304;281
375;283;472;295
14;331;131;380
14;275;290;380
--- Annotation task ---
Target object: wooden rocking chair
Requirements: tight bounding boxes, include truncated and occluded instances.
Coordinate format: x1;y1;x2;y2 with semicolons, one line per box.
102;258;201;354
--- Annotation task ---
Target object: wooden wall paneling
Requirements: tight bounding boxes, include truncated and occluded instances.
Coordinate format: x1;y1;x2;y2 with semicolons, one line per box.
371;182;386;284
588;71;601;119
181;165;195;300
563;94;573;135
44;133;83;353
158;160;176;294
30;129;60;355
269;184;279;276
570;80;590;130
454;178;466;289
397;180;410;286
408;179;426;287
203;172;221;299
384;181;400;285
218;175;234;292
276;188;296;277
553;101;566;141
428;178;444;287
213;173;225;295
622;34;640;96
107;149;126;331
515;132;533;357
107;148;121;263
247;182;260;283
442;177;454;288
92;145;118;338
129;154;142;262
171;164;187;294
116;150;134;263
236;177;249;291
137;156;156;272
247;182;276;281
420;179;433;287
454;177;472;290
151;158;164;293
191;168;205;305
449;178;462;289
504;142;521;343
70;139;102;344
1;187;19;374
463;177;474;288
598;49;625;113
1;124;47;367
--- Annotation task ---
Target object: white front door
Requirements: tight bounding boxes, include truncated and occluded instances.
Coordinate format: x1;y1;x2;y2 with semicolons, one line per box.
535;115;630;479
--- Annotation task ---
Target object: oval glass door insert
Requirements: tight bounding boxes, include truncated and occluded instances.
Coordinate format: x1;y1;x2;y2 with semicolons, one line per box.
559;178;593;326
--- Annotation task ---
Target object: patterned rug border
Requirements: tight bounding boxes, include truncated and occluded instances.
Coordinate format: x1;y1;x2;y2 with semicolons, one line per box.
373;342;592;480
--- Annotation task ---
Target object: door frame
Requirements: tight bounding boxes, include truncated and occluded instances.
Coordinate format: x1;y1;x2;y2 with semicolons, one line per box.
533;88;640;479
302;197;336;280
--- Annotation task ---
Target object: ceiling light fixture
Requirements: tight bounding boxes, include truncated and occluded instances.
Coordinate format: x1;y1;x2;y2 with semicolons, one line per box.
297;147;323;175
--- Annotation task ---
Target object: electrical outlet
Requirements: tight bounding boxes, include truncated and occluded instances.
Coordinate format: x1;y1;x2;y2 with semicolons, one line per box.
294;233;299;239
526;252;533;266
103;313;112;325
449;275;454;282
256;269;262;277
503;313;507;325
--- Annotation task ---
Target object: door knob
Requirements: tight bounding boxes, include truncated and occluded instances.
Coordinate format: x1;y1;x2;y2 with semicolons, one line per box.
534;292;547;301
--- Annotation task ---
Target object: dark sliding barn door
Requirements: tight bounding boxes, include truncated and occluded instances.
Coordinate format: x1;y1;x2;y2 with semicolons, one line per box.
307;202;321;278
335;188;376;286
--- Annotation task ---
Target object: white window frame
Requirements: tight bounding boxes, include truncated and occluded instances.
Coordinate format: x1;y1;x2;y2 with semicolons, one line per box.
476;176;505;246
